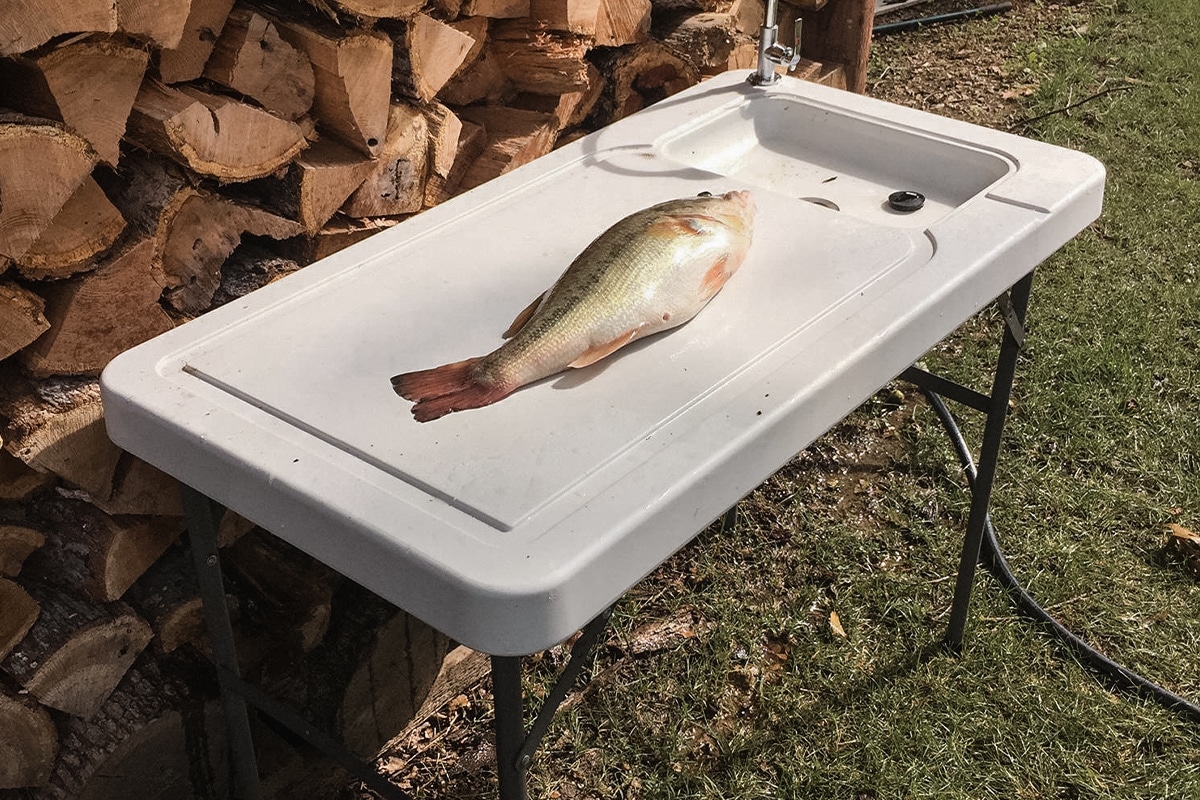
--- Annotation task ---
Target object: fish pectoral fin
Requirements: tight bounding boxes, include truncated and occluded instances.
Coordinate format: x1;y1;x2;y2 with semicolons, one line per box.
502;291;548;338
652;214;720;237
568;327;643;368
701;254;733;297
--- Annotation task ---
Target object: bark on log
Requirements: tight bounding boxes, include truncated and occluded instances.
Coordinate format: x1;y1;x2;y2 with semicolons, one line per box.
20;235;174;378
0;524;45;578
587;41;699;124
127;79;309;182
457;106;557;192
204;7;316;121
155;0;236;83
342;103;429;218
0;577;39;662
512;61;603;130
491;19;594;94
35;652;228;800
332;0;426;16
0;282;50;361
298;214;401;262
655;0;763;75
117;0;194;49
391;13;478;103
15;177;127;280
393;644;490;741
0;38;149;167
1;582;152;718
22;497;183;603
276;18;393;157
0;115;98;262
0;375;119;502
0;681;58;790
0;0;118;57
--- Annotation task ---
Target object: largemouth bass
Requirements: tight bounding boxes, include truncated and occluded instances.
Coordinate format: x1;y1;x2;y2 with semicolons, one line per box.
392;189;755;422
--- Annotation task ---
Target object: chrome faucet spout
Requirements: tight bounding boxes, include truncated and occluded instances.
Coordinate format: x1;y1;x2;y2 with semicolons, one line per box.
749;0;801;86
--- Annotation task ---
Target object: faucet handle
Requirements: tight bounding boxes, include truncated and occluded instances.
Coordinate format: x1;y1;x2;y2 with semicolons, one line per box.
764;43;802;71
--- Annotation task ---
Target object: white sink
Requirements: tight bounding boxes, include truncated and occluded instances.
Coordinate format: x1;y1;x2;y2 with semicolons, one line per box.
101;70;1105;655
659;93;1014;228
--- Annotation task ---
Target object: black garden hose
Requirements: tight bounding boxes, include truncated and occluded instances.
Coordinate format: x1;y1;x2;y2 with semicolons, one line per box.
921;388;1200;725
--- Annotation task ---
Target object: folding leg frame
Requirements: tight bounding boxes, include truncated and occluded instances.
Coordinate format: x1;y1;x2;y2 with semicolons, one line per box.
184;272;1032;799
899;270;1034;653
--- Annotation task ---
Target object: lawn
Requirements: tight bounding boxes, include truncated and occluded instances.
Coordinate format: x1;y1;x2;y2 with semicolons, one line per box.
376;2;1200;797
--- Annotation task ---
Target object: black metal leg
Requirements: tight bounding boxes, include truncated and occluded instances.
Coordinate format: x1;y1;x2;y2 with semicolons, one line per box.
943;272;1034;653
492;656;529;800
182;487;264;800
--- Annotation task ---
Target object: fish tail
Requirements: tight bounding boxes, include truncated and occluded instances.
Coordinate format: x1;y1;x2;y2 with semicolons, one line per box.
391;357;511;422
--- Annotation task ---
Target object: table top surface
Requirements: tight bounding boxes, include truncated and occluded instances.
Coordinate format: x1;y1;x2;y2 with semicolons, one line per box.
101;71;1105;654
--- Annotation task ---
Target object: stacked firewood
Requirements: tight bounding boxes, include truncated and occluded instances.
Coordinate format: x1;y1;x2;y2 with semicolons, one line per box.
0;0;870;796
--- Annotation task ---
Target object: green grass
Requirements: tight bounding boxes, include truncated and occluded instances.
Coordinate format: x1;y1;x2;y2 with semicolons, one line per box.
509;2;1200;797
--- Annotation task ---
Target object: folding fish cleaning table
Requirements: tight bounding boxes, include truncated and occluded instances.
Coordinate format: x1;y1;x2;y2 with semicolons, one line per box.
100;70;1105;798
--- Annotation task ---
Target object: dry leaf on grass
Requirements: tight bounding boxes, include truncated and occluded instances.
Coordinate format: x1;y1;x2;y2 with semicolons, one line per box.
829;610;847;638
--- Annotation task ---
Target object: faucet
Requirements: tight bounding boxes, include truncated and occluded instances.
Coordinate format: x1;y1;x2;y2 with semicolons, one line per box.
749;0;802;86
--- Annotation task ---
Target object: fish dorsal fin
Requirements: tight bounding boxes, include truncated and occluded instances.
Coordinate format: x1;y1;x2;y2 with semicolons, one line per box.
568;327;643;368
502;291;548;338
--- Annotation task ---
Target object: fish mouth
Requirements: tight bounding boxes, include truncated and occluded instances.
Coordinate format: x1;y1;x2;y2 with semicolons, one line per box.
722;189;755;215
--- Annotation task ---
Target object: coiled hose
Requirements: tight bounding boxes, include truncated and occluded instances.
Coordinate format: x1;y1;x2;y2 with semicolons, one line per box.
921;388;1200;725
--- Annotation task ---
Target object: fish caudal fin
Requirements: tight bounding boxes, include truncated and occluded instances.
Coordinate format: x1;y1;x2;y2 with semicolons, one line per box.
391;358;510;422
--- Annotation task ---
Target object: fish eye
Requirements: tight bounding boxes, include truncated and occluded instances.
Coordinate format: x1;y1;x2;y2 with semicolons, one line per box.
697;191;713;197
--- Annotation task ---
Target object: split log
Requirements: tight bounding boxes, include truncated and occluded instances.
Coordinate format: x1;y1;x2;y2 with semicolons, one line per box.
20;235;174;378
22;497;182;603
513;62;604;130
0;524;45;578
0;578;39;662
236;137;376;233
225;528;341;654
36;652;228;800
424;121;487;206
391;13;478;103
655;0;763;75
342;103;429;218
0;115;98;262
276;18;392;157
799;0;875;93
395;644;490;740
124;544;224;654
438;47;515;106
90;453;183;517
491;19;594;95
457;106;558;192
587;41;699;124
156;0;236;83
204;7;316;121
100;153;303;312
298;214;402;262
0;0;117;57
0;376;120;502
0;681;58;790
0;38;149;167
331;0;427;15
532;0;651;46
0;282;49;361
421;102;463;208
461;0;531;18
117;0;194;49
1;582;152;718
448;15;490;76
0;451;54;503
127;79;309;182
15;177;127;280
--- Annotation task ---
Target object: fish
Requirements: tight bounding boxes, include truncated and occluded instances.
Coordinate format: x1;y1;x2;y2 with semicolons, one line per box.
391;189;756;422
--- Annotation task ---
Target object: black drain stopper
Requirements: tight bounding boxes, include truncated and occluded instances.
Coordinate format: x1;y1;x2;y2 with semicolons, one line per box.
888;190;925;212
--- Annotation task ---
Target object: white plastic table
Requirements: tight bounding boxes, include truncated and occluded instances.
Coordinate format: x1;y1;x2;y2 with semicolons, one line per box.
101;70;1105;799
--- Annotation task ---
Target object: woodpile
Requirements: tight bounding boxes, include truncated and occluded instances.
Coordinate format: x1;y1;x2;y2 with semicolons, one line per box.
0;0;872;796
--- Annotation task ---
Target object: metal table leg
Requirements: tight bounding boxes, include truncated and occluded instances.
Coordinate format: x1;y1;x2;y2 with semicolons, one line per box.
901;270;1035;653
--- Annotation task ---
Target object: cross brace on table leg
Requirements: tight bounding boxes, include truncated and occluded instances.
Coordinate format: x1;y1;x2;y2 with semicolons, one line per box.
492;605;615;800
899;271;1034;653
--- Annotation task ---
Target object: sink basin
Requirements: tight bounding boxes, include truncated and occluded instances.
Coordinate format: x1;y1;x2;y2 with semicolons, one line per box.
658;94;1015;228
